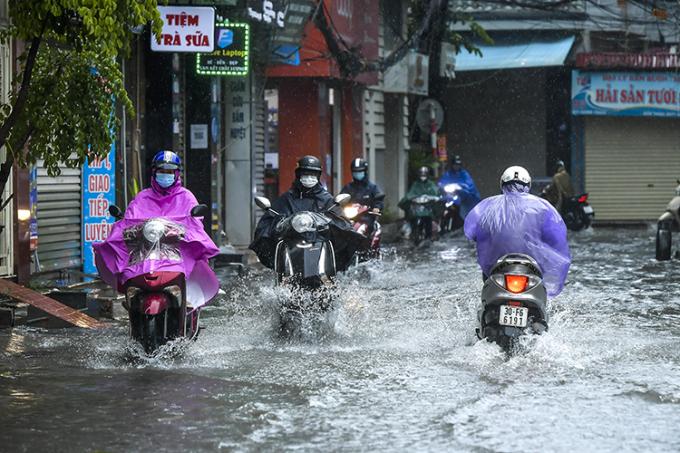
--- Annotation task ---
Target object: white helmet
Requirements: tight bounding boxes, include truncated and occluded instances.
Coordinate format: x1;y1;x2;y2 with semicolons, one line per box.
500;166;531;189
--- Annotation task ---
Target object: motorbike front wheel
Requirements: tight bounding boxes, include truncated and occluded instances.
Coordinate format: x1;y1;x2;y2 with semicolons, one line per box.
142;314;163;353
656;224;672;261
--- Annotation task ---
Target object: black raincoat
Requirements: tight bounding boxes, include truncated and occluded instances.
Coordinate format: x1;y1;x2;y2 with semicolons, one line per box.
250;181;367;271
340;180;385;210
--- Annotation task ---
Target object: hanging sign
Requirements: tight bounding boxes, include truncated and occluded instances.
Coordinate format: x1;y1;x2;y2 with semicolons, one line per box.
151;6;215;53
247;0;286;28
82;148;116;275
196;22;249;76
572;70;680;117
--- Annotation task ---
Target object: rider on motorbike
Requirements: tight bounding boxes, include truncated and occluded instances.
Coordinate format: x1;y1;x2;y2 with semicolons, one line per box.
341;158;384;223
542;160;575;213
399;166;440;240
463;166;571;297
250;155;360;270
437;155;481;220
95;150;219;303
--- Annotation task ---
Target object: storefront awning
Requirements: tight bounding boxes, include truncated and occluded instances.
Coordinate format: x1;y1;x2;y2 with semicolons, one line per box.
454;36;575;71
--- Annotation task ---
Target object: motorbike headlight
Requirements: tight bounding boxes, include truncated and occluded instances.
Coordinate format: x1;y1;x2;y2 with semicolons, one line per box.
444;183;461;193
291;213;316;233
143;220;165;243
343;206;359;219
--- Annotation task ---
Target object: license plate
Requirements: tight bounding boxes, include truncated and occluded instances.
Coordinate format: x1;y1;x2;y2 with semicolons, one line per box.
583;205;593;214
499;305;528;328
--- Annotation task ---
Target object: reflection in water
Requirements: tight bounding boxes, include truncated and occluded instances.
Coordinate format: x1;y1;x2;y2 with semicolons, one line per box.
1;228;679;452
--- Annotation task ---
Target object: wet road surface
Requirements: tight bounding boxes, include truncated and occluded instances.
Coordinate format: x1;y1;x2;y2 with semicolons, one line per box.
1;227;680;452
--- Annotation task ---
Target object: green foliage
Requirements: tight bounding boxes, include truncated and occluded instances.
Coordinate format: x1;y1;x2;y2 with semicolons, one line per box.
0;0;163;176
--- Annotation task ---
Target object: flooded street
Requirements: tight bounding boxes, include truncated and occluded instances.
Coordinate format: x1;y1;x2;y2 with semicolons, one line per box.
2;227;680;452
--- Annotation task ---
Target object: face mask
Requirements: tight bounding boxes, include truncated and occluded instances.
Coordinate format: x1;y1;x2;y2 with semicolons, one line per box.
352;171;365;181
419;176;427;182
300;175;318;188
155;173;175;188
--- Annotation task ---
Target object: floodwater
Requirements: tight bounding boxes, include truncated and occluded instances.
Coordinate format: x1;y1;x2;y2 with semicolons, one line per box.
1;227;679;452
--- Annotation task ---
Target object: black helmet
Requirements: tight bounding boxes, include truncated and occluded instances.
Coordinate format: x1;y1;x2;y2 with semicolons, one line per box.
556;159;566;170
350;158;368;172
418;166;430;178
295;155;322;175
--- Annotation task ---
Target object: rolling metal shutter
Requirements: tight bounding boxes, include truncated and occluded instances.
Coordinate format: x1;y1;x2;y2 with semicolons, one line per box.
585;116;680;221
0;39;12;276
251;69;266;228
36;162;82;271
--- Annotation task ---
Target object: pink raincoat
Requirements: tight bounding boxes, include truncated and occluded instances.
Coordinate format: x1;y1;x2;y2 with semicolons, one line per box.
94;178;220;307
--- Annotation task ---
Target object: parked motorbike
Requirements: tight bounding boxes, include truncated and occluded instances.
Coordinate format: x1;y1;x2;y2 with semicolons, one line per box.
408;194;441;246
97;204;218;354
477;253;548;351
656;180;680;261
439;183;464;234
342;193;384;262
562;193;594;231
540;188;595;231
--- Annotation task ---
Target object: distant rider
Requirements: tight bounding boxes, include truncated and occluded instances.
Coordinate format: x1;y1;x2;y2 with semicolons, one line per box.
250;155;358;269
464;166;571;297
543;160;575;213
437;154;481;220
341;158;385;231
399;166;440;240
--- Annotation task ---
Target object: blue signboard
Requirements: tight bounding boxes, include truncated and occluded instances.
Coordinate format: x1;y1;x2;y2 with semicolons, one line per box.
82;145;116;274
572;70;680;117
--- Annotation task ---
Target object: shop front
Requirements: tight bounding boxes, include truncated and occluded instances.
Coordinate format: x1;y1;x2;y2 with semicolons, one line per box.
572;70;680;221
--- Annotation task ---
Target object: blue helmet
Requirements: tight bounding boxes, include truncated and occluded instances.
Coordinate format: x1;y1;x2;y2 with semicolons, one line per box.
152;150;181;171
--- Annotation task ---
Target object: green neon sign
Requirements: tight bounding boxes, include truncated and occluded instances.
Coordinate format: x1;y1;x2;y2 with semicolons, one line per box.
196;22;249;76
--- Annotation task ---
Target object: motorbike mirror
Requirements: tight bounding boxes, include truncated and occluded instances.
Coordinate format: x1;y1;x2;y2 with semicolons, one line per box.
374;193;386;201
254;196;272;211
334;193;351;206
108;205;123;220
191;204;210;217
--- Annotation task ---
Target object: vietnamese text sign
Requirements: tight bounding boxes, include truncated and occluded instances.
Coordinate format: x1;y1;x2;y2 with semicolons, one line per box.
82;150;115;275
196;22;249;76
572;70;680;117
151;6;215;53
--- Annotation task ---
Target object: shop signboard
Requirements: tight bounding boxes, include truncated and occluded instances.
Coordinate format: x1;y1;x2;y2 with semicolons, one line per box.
151;6;215;53
196;22;249;76
572;70;680;117
248;0;286;28
82;148;115;275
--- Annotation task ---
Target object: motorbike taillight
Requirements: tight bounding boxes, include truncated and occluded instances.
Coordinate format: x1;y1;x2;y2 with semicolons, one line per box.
578;194;588;203
505;275;528;293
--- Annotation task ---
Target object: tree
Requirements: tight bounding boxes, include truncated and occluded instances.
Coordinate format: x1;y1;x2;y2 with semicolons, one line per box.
0;1;163;196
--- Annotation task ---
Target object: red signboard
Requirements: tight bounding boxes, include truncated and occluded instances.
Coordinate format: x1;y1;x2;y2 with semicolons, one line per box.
267;0;379;84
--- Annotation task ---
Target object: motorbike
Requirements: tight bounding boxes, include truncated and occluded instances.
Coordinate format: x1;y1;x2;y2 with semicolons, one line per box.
254;194;365;332
408;194;441;246
562;193;595;231
342;193;384;262
477;253;548;351
97;204;218;354
439;183;464;234
656;180;680;261
540;187;595;231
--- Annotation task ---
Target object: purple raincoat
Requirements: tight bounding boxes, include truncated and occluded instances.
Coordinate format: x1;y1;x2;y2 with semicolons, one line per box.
94;178;220;307
464;185;571;297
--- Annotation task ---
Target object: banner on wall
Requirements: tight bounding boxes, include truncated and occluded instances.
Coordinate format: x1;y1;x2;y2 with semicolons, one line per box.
82;148;116;275
572;70;680;117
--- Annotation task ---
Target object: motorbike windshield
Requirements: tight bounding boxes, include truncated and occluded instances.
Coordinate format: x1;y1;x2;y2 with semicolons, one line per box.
94;214;220;307
464;189;571;297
